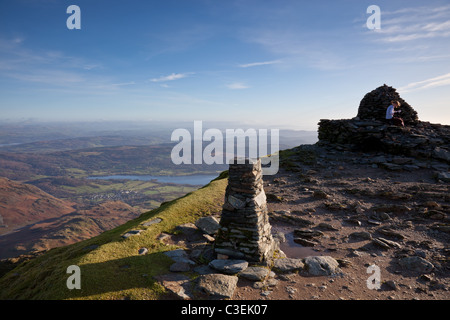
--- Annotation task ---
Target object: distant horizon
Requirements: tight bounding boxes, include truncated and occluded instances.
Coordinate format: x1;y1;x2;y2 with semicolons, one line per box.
1;1;450;128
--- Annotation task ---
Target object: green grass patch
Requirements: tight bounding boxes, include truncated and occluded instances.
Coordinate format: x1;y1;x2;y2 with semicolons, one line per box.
0;173;228;300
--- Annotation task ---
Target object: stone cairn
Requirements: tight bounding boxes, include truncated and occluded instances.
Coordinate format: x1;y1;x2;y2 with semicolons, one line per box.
357;84;418;125
214;158;277;264
318;85;450;164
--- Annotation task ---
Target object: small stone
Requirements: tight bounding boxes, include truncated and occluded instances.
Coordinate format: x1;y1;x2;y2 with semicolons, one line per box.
142;218;162;227
121;230;142;239
349;231;372;241
384;280;397;290
286;286;297;294
266;278;278;287
318;223;339;231
138;247;148;255
313;190;329;199
294;229;324;239
293;237;317;247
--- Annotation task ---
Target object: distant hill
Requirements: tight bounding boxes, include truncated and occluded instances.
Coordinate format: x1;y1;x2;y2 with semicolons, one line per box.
0;200;141;260
0;177;76;236
0;177;142;259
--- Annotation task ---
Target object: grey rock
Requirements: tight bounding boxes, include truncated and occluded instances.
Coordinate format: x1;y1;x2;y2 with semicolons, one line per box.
349;231;372;241
164;249;196;265
239;266;270;281
209;259;248;274
433;147;450;162
399;256;434;273
294;229;324;239
170;262;191;272
142;218;162;227
293;237;317;247
303;256;343;276
313;190;329;199
122;230;143;239
318;223;339;231
195;216;220;235
436;171;450;182
138;247;148;255
193;265;216;275
384;280;397;290
195;273;238;299
373;237;402;249
273;258;305;273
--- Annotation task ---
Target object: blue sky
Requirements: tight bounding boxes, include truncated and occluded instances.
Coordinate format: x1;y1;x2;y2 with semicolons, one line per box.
1;0;449;130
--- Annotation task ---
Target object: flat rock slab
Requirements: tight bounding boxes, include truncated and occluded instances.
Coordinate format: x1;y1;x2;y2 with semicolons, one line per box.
209;259;248;274
170;262;191;272
142;218;162;227
193;265;216;275
154;274;193;300
164;249;196;265
303;256;343;277
122;230;143;239
195;216;220;235
273;258;305;273
239;266;270;281
195;273;238;300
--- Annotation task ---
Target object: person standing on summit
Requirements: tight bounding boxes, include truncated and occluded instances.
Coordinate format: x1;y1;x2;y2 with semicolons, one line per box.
386;100;404;126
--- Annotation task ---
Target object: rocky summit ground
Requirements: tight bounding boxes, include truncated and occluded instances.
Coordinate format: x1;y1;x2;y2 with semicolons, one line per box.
157;143;449;300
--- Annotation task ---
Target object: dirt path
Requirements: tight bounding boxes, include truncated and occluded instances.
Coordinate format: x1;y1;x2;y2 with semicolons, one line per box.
232;144;449;300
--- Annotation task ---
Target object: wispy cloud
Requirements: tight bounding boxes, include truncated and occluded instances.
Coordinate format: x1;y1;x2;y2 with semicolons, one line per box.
238;60;281;68
150;72;192;82
373;5;450;43
398;72;450;93
226;82;249;90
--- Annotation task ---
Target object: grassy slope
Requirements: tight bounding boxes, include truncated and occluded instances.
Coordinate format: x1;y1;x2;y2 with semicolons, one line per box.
0;173;228;300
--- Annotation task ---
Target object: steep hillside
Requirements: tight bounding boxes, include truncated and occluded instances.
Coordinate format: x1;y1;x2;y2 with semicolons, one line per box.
0;174;228;299
0;177;76;235
0;201;141;259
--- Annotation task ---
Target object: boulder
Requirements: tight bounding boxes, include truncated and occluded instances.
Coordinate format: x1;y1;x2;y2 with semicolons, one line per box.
303;256;342;276
195;273;238;299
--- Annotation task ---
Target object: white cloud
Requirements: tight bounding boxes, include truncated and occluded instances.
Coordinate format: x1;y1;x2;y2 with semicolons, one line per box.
373;5;450;43
226;82;249;90
398;72;450;93
150;72;192;82
238;60;281;68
